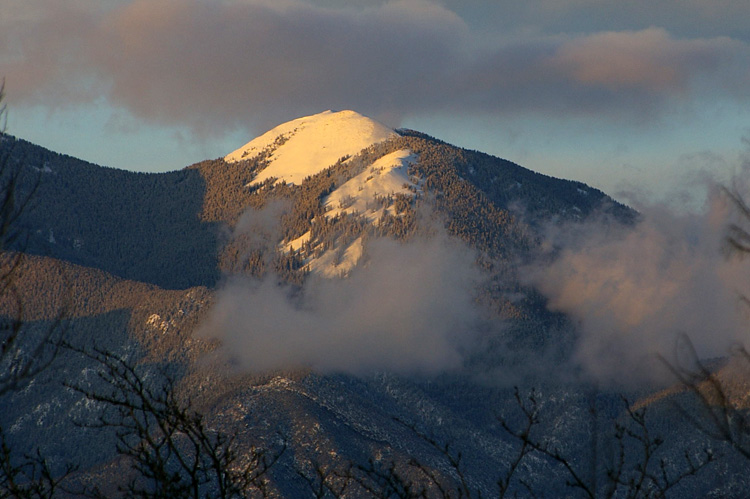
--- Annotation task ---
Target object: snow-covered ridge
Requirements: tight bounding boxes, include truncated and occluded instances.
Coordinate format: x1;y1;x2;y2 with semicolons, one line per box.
324;149;419;223
225;110;397;186
280;149;421;279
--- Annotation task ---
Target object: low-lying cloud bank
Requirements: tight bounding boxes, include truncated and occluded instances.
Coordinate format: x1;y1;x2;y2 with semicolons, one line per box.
199;175;750;384
199;233;485;375
523;184;750;384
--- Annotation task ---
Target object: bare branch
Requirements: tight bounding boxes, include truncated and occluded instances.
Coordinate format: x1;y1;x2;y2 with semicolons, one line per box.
65;345;283;498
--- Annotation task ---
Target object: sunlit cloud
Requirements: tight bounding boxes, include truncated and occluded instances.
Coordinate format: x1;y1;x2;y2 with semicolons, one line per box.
2;0;749;139
198;205;485;375
523;184;750;385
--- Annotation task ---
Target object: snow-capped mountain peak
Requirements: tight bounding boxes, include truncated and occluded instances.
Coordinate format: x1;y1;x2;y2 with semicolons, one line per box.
225;110;397;186
280;148;421;279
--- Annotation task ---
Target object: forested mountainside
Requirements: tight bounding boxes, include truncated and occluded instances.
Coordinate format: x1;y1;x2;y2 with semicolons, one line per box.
4;269;746;498
4;253;740;497
0;128;630;291
0;137;220;289
396;128;633;227
14;111;745;497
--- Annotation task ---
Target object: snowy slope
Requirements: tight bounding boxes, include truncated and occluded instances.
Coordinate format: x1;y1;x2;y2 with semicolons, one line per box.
308;236;364;278
225;110;397;186
225;111;423;279
277;149;420;279
324;149;419;223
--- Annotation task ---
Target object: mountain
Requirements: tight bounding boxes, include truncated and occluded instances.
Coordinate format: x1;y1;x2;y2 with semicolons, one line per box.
0;137;220;289
225;109;397;185
1;111;742;496
3;110;630;284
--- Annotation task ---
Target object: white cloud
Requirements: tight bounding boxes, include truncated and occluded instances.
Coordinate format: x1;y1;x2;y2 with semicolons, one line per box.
523;185;750;385
199;228;485;375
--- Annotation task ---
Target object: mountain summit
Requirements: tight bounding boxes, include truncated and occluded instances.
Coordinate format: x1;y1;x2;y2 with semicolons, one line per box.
3;114;735;497
225;110;397;186
0;109;630;287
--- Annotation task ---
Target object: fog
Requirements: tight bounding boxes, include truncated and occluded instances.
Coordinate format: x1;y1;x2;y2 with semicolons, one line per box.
197;168;750;386
199;222;486;375
523;183;750;385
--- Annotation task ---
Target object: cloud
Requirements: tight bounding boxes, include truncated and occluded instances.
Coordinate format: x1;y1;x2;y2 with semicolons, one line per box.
523;184;750;385
231;199;290;261
2;0;749;138
1;0;468;133
198;226;485;375
553;28;713;92
438;0;750;41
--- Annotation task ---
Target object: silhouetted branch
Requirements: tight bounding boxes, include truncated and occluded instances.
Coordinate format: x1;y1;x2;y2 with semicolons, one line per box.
66;345;283;498
661;335;750;462
297;460;351;499
498;385;713;499
497;388;539;498
723;186;750;256
0;83;67;396
0;426;79;498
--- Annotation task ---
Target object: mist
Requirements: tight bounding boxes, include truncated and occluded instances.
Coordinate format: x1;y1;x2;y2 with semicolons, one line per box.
197;165;750;385
523;183;750;385
199;228;486;376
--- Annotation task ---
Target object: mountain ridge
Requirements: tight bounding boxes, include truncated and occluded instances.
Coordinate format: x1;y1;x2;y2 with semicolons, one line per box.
0;110;630;289
225;110;397;187
6;112;725;497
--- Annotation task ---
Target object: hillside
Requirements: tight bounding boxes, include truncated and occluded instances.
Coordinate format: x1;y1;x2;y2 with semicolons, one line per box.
3;110;744;497
0;110;630;289
0;137;220;289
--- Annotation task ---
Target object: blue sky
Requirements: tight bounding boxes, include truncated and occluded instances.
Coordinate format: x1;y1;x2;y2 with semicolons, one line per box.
2;0;750;207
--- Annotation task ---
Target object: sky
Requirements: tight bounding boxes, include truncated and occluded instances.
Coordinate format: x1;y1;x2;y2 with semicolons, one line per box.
2;0;750;205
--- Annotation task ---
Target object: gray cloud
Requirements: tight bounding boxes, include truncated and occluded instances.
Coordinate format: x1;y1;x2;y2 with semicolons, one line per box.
523;184;750;385
431;0;750;41
198;230;485;375
2;0;749;138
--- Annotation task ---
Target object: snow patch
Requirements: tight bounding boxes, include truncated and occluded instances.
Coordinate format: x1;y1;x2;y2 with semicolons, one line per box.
281;231;312;253
146;313;169;334
32;162;54;174
323;149;419;223
273;149;420;279
308;237;364;279
225;110;397;186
